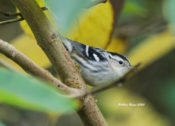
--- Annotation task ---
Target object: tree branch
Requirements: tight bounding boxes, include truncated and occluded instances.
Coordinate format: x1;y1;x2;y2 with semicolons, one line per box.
0;39;77;94
11;0;108;126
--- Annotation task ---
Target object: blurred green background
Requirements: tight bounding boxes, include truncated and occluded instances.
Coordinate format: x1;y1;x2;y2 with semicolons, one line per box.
0;0;175;126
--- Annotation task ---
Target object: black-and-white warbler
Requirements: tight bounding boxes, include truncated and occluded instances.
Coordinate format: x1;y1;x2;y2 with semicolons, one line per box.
61;37;132;86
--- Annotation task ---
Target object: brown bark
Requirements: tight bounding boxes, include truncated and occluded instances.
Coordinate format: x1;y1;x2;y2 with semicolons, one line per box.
11;0;108;125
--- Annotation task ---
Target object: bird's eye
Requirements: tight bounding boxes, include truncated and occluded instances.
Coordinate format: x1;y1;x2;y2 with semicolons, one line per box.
119;61;123;65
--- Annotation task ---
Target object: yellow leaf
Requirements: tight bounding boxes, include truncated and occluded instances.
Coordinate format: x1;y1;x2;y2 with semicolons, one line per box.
128;29;175;67
19;0;50;38
20;1;113;48
98;88;170;126
106;38;127;53
16;1;116;69
0;34;51;72
65;1;113;48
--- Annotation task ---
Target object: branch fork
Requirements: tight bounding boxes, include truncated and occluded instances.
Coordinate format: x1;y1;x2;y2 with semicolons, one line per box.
0;0;138;125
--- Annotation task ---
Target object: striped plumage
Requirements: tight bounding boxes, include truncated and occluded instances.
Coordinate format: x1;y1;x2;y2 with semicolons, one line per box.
62;38;132;86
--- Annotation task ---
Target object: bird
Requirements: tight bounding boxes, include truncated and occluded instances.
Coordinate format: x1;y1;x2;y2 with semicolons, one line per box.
61;37;133;86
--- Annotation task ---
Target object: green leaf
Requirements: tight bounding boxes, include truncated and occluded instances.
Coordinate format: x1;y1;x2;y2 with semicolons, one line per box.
123;2;146;16
0;68;77;114
0;122;6;126
44;0;92;33
159;79;175;115
164;0;175;33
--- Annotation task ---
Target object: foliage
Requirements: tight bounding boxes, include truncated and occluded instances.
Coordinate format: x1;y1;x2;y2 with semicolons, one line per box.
0;68;77;114
0;122;6;126
159;79;175;115
164;0;175;33
0;0;175;125
128;30;175;66
122;1;146;16
44;0;92;32
20;0;114;49
15;0;114;70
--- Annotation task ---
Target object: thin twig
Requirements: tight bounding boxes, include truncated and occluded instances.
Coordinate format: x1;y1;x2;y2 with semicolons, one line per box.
0;7;47;25
0;7;47;17
0;10;22;17
0;17;24;25
0;39;79;95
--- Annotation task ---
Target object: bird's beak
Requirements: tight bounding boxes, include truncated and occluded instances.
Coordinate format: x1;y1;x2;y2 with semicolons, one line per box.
128;62;141;70
128;65;137;70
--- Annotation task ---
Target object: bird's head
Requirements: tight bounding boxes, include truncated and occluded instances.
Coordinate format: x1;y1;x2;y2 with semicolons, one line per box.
108;52;132;77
